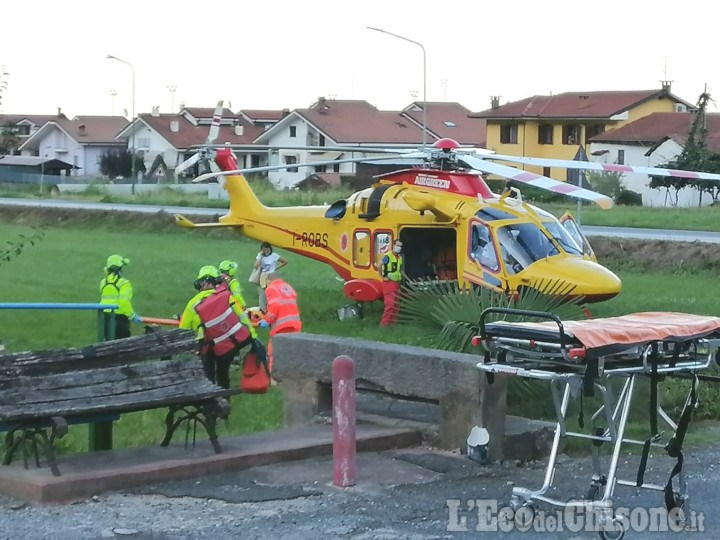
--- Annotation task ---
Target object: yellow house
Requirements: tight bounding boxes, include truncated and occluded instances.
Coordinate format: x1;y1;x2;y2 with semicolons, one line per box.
470;83;694;180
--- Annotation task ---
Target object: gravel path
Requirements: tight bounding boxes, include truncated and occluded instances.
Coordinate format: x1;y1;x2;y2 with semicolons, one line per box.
1;443;717;540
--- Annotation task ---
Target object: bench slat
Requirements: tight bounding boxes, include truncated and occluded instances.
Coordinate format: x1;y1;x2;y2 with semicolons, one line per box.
0;329;197;379
0;380;227;423
0;358;200;396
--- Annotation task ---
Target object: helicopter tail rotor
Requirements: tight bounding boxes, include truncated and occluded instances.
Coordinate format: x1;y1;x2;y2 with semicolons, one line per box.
175;100;225;177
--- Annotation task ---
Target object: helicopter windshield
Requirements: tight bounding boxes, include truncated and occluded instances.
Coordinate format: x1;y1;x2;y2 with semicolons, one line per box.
495;223;574;274
541;221;583;256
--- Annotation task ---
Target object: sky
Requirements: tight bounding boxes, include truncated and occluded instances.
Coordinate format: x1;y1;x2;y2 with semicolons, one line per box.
1;0;717;119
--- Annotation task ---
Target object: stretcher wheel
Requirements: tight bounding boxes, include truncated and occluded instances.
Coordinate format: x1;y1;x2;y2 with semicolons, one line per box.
586;484;599;500
668;493;688;528
513;503;535;529
598;518;625;540
586;474;607;500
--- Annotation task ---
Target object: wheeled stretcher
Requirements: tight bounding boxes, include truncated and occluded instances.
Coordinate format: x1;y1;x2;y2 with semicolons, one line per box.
475;308;720;540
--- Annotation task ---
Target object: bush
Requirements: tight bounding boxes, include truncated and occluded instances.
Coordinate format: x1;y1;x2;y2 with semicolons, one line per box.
616;189;643;206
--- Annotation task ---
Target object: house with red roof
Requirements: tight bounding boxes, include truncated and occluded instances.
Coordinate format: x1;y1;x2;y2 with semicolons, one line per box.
588;111;720;206
0;111;69;155
470;84;694;182
253;98;485;188
115;106;275;180
17;115;129;176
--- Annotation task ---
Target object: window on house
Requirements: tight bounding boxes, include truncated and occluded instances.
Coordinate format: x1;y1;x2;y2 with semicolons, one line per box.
562;124;581;145
319;134;326;146
543;167;551;178
289;125;297;138
17;125;30;136
333;162;340;173
136;137;150;149
314;164;327;173
617;150;625;165
538;124;553;145
500;124;518;144
284;154;298;172
585;124;605;141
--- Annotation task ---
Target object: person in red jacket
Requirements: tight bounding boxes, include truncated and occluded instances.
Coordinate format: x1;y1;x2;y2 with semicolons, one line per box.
258;272;301;374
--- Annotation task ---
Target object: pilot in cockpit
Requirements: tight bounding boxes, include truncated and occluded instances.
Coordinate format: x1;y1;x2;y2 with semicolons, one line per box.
471;226;498;271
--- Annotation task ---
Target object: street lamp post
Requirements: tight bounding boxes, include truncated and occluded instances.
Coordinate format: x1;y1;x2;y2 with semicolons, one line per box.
167;85;177;113
367;27;427;148
106;55;136;182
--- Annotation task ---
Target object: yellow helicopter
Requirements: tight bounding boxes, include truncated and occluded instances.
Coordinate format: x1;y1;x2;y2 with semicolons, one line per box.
173;104;720;304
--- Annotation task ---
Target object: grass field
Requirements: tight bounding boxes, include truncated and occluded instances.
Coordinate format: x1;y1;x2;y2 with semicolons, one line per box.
2;206;720;456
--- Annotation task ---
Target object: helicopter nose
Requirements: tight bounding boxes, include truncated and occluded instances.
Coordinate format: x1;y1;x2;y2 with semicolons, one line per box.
523;257;622;302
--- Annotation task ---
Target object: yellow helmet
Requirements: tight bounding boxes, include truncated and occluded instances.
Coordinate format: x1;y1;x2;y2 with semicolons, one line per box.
194;265;221;290
218;260;238;277
105;254;129;273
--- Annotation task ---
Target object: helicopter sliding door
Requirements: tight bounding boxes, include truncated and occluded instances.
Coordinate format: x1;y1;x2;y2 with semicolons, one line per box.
399;227;457;281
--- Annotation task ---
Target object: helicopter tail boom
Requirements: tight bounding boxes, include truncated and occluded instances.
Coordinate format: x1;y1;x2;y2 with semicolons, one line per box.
173;214;242;229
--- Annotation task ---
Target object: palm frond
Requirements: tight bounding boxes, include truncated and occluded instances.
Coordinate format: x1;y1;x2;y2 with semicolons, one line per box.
399;278;587;353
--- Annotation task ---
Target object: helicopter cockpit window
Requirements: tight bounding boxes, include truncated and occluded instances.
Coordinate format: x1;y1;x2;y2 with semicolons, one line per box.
476;208;516;222
559;218;594;258
496;223;562;273
541;221;583;256
470;224;498;271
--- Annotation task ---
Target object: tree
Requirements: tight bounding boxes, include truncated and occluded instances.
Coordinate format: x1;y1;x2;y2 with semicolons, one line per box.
1;229;46;267
0;65;8;109
652;91;720;204
587;170;625;201
0;121;20;155
100;150;132;178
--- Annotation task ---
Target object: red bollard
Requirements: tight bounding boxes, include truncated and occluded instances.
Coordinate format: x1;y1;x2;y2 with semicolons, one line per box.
332;354;356;487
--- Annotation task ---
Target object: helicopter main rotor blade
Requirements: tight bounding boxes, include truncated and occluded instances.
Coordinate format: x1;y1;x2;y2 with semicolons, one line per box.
175;153;201;174
206;100;224;145
459;154;613;210
486;153;720;182
191;152;428;183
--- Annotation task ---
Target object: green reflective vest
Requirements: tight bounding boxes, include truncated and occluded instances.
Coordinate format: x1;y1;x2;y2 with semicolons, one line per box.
100;274;135;317
383;252;403;282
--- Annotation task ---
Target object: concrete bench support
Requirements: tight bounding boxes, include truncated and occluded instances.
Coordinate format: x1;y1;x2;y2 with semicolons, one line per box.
271;333;508;459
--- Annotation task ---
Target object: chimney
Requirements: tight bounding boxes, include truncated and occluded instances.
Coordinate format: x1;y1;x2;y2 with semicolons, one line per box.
151;106;160;117
170;120;179;133
661;80;672;94
234;124;244;136
281;108;290;118
78;124;86;135
317;96;326;108
490;96;500;109
57;107;63;117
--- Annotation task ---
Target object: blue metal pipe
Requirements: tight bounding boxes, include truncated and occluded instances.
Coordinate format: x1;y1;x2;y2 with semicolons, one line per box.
0;303;118;310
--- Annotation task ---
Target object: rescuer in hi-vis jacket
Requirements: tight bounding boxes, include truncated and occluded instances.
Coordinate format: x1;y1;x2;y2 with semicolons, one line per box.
179;265;266;388
379;239;404;326
99;254;142;339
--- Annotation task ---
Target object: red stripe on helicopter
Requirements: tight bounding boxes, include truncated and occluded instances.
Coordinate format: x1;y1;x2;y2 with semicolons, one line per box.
551;183;582;194
284;247;352;280
602;165;633;173
512;172;541;181
669;169;701;178
242;217;351;266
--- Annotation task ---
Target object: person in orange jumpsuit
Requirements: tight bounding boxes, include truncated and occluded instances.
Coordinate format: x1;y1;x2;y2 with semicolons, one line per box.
258;272;302;374
379;239;404;325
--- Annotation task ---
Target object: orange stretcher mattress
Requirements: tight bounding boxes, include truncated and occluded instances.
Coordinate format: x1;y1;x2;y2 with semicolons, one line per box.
498;312;720;351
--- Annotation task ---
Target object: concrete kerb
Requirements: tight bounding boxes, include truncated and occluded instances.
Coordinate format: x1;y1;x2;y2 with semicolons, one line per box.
271;333;508;460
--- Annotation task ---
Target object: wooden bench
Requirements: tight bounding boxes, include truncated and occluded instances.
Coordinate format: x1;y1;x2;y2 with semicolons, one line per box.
0;329;240;476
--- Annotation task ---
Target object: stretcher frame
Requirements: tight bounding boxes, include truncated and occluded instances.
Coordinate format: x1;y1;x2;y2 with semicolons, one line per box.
475;308;720;540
